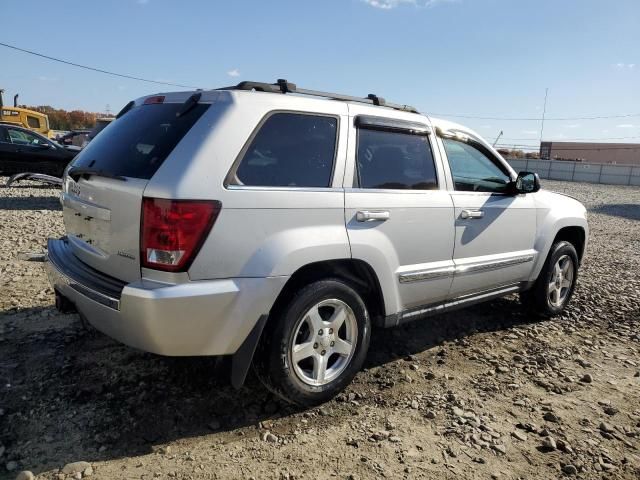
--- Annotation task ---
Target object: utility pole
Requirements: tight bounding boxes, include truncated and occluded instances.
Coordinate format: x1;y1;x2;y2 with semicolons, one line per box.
492;130;503;147
540;88;548;144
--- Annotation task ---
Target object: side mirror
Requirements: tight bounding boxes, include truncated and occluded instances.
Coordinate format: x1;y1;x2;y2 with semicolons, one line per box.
514;171;540;194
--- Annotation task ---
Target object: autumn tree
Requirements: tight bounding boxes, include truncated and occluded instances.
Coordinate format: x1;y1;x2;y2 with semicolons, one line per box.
20;105;113;130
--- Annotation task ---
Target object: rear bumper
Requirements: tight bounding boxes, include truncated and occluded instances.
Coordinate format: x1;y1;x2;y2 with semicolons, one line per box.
45;238;287;356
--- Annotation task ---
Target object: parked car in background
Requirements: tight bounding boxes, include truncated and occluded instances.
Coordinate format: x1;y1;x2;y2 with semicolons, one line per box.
56;130;91;148
0;123;79;177
45;80;588;406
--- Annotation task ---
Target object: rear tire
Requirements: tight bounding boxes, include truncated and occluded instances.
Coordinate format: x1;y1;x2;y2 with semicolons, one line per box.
520;241;579;317
253;279;371;407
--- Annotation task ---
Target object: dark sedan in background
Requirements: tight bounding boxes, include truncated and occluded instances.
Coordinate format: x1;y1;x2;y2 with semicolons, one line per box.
0;123;79;177
56;129;91;148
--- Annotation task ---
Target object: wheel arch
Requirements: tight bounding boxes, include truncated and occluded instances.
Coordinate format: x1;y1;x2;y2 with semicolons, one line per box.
552;226;586;263
530;217;588;284
268;258;386;326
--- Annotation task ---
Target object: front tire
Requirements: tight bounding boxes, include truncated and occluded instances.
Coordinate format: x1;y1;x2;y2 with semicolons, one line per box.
521;241;579;317
253;279;371;407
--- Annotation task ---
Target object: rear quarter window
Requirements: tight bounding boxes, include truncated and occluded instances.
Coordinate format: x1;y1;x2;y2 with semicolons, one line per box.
229;113;338;188
70;102;209;180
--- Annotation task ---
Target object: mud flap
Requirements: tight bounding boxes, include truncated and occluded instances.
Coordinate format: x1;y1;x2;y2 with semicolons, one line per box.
230;314;268;389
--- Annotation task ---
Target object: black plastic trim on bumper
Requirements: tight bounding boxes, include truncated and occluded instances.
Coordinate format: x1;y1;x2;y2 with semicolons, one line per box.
46;238;126;310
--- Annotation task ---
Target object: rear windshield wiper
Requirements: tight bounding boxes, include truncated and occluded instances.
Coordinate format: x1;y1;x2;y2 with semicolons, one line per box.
116;100;135;119
176;92;202;118
68;167;127;182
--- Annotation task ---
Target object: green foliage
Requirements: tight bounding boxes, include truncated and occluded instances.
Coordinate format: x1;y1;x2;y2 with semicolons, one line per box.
21;105;113;130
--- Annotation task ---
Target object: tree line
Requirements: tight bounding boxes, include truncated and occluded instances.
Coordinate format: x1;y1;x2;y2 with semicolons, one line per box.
497;148;540;159
21;105;113;131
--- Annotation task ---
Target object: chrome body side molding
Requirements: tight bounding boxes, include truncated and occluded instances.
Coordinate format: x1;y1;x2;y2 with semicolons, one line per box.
455;253;535;276
398;251;535;284
398;265;456;283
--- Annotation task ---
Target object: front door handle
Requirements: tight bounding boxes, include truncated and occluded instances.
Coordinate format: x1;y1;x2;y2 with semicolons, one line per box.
460;209;484;219
356;210;390;222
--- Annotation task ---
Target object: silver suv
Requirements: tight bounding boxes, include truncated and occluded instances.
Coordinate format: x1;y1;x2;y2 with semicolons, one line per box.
45;80;588;406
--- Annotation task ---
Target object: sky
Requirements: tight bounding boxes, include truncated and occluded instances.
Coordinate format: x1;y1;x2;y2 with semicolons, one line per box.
1;0;639;150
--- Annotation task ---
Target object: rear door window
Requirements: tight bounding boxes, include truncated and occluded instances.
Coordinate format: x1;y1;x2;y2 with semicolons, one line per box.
0;127;10;143
70;102;209;179
356;128;438;190
230;113;338;188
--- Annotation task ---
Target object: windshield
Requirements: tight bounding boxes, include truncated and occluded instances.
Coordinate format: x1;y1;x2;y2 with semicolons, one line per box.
71;102;209;179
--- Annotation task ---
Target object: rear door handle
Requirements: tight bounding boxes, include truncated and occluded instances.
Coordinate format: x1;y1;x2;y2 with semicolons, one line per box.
356;210;390;222
460;209;484;219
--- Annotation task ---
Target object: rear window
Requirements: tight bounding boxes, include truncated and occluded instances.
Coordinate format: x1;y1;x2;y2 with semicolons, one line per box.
88;119;112;139
27;115;41;129
71;102;209;179
230;113;338;188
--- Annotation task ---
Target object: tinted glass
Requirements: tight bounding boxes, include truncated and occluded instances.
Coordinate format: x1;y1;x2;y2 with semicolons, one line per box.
27;116;41;128
356;129;437;190
234;113;337;187
71;103;209;179
8;128;49;146
442;138;511;193
88;119;112;139
0;127;9;143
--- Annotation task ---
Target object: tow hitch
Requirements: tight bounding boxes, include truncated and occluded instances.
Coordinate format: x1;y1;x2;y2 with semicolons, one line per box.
19;251;78;314
54;290;77;313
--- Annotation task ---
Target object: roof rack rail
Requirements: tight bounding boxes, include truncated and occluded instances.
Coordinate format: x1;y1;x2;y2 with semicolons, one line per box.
217;79;419;114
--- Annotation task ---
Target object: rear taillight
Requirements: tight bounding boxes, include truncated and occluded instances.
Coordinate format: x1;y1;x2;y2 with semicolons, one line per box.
141;198;221;272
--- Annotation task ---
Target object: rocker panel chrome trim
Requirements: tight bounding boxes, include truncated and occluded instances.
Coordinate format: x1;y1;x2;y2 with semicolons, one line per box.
401;283;522;321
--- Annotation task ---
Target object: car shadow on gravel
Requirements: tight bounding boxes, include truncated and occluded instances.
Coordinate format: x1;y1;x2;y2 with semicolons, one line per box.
0;297;538;474
0;196;61;211
366;295;536;368
591;203;640;221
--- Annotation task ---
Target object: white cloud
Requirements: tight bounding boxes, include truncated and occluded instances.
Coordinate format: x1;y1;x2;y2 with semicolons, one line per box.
613;63;635;69
521;130;538;135
617;124;636;128
362;0;453;9
227;69;240;77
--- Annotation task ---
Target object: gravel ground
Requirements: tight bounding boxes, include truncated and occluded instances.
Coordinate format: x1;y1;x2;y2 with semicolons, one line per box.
0;178;638;480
